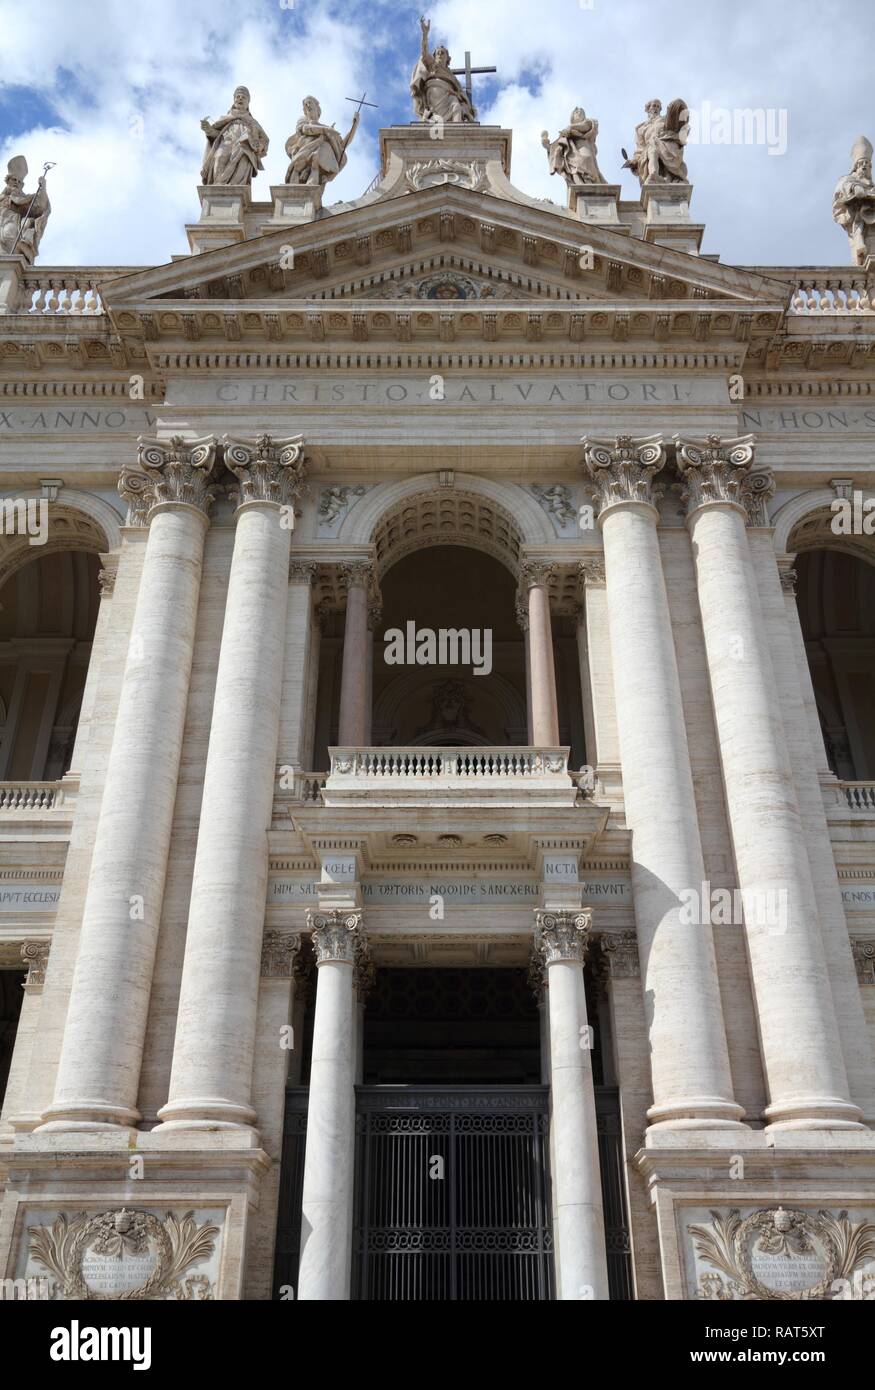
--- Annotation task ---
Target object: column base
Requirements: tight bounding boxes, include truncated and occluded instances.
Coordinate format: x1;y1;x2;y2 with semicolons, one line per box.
646;1096;747;1131
154;1097;257;1131
763;1097;864;1131
36;1100;141;1132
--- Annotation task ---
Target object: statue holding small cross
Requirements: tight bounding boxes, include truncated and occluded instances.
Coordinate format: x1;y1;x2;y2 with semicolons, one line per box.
410;15;494;125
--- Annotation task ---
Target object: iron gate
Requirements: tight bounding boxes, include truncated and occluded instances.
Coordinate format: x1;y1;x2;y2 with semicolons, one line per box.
275;1085;633;1299
353;1086;553;1301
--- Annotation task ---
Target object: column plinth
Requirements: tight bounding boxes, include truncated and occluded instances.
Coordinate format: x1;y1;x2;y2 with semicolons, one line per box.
582;434;743;1132
39;436;218;1131
157;434;306;1132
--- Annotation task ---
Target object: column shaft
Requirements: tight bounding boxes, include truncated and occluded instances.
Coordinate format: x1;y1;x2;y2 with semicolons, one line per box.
337;565;371;746
685;495;859;1128
582;437;741;1129
41;440;215;1130
297;912;366;1301
538;912;609;1300
159;434;305;1129
522;563;560;746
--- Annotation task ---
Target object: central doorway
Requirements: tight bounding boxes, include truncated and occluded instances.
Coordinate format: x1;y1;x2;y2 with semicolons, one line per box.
275;965;633;1300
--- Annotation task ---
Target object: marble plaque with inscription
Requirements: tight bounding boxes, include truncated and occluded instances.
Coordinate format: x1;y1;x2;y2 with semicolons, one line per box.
680;1204;875;1301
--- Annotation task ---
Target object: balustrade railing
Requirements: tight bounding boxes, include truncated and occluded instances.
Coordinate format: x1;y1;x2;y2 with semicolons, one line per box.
19;269;137;315
0;781;66;810
330;747;570;780
789;279;875;314
839;782;875;813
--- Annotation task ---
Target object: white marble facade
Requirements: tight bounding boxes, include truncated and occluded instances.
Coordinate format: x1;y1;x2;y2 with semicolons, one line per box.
0;113;873;1303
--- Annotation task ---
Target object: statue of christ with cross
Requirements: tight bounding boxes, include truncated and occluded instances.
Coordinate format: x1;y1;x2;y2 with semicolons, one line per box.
410;15;495;124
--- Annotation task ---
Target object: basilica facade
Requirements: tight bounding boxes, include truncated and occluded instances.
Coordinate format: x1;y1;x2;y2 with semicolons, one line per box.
0;89;874;1303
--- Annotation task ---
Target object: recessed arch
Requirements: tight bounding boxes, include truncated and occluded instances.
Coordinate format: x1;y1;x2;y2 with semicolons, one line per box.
338;471;554;577
0;489;122;592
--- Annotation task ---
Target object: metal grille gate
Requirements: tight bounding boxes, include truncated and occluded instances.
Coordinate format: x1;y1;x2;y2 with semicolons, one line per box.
353;1086;553;1301
275;1085;633;1300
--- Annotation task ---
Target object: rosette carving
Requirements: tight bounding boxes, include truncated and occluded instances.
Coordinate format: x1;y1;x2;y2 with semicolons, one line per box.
135;435;218;515
581;434;666;513
674;433;772;523
307;909;367;964
222;433;307;507
535;908;593;965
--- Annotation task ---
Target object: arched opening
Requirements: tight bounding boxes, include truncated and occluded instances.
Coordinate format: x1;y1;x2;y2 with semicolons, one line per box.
793;545;875;780
0;549;102;781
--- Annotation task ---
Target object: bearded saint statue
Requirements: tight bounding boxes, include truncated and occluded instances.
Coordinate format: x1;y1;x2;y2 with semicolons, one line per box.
410;14;476;124
200;86;269;186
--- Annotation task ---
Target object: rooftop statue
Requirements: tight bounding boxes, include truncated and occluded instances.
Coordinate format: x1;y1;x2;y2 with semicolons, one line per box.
623;98;690;185
200;86;269;186
832;136;875;266
0;156;51;263
285;96;360;187
541;108;607;187
411;14;476;124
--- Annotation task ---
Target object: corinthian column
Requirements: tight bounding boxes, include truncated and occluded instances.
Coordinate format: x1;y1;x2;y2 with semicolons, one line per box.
520;561;560;745
298;910;370;1301
676;434;860;1129
157;434;306;1130
536;910;609;1300
40;436;217;1129
581;435;741;1130
337;562;372;746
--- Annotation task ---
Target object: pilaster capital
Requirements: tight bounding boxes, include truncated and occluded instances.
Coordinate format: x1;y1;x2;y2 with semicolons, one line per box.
519;559;556;590
97;557;119;596
223;433;307;508
600;930;640;978
288;559;318;586
852;937;875;986
674;433;773;524
135;434;218;517
581;434;666;514
339;559;373;592
260;930;302;978
579;557;606;589
307;908;367;965
527;949;548;997
777;559;798;594
514;593;529;632
535;908;593;965
118;466;157;528
367;599;383;631
21;939;50;988
354;934;376;999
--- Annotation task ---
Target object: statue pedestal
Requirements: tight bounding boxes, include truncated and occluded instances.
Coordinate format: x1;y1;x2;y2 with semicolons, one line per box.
264;184;324;229
0;254;28;314
568;184;625;230
640;182;704;254
186;184;252;255
372;123;513;200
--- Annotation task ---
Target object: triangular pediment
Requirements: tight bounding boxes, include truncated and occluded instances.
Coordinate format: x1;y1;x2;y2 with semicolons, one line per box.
101;184;788;354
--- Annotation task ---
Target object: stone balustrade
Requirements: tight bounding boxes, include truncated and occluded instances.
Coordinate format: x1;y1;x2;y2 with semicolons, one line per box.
322;745;577;806
789;279;875;314
19;269;135;315
839;781;875;813
0;780;69;812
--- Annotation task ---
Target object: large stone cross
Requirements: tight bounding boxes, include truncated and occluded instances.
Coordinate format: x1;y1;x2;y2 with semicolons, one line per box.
450;50;497;102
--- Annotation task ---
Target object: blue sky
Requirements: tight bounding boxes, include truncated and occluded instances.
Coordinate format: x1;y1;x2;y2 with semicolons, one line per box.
1;0;873;268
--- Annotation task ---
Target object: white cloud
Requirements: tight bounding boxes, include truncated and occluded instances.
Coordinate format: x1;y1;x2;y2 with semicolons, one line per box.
1;0;873;267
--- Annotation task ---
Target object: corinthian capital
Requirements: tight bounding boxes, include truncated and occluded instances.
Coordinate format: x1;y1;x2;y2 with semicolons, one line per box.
223;433;307;507
581;434;666;513
136;435;218;515
118;466;157;527
339;559;373;591
535;908;593;965
519;559;556;590
307;909;367;965
674;433;770;522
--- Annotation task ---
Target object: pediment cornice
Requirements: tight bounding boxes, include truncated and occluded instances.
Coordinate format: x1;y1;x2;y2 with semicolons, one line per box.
102;184;787;316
